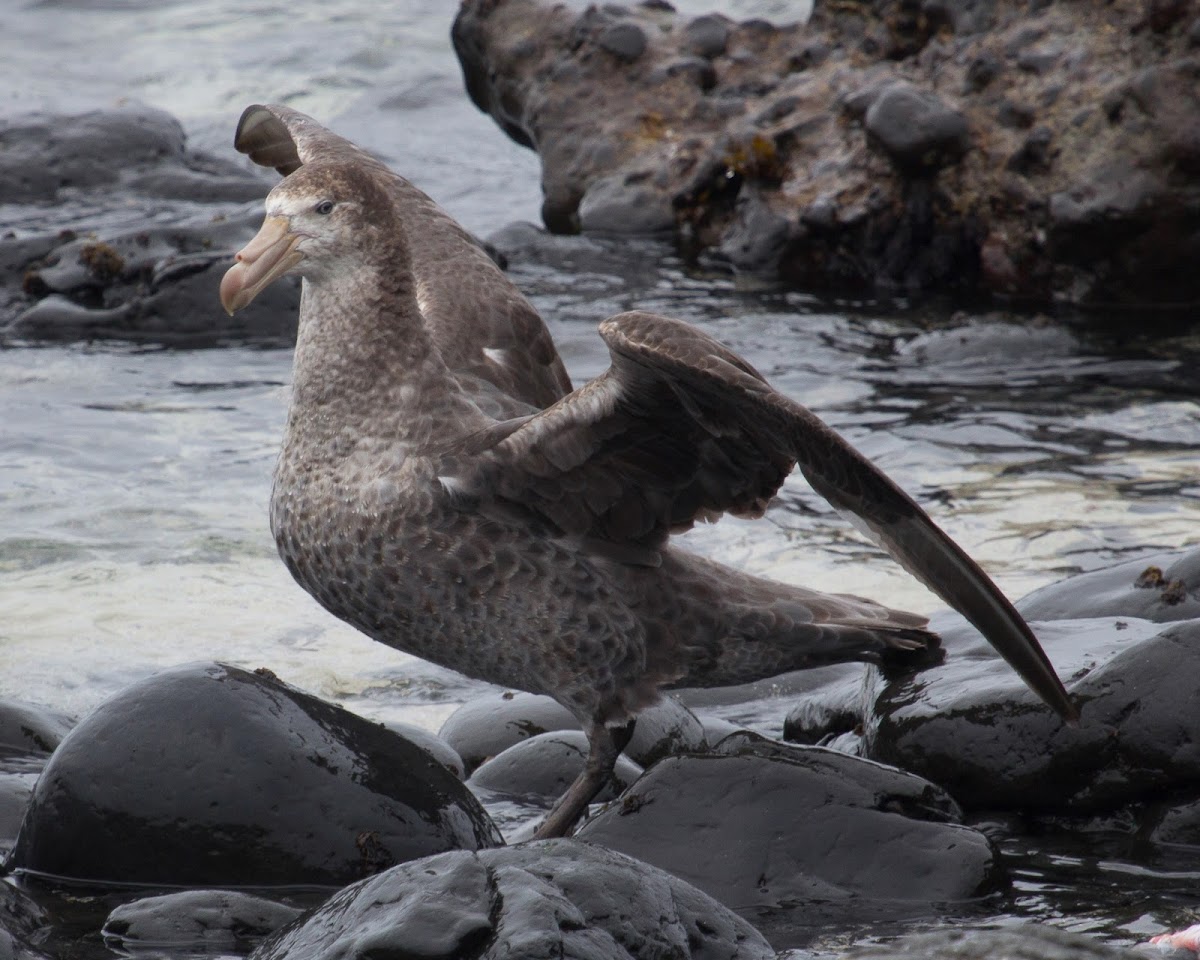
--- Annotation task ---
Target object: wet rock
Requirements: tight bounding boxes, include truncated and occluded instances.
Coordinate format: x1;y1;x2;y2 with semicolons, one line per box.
864;82;971;174
252;839;774;960
0;773;35;857
440;689;705;776
0;701;72;758
782;670;866;747
842;923;1139;959
1149;796;1200;845
383;721;466;779
0;104;300;346
1007;126;1055;174
0;883;48;960
624;694;707;766
466;730;641;802
868;614;1200;813
715;188;793;273
597;22;647;62
683;14;731;59
454;0;1200;306
576;734;998;912
103;890;301;955
578;172;676;234
1018;547;1200;623
439;691;576;774
7;662;501;886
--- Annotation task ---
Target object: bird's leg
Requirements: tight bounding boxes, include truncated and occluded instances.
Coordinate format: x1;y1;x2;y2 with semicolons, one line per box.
531;719;636;840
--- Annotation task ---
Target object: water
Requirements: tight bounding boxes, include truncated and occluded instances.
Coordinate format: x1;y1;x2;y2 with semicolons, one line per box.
2;0;1200;954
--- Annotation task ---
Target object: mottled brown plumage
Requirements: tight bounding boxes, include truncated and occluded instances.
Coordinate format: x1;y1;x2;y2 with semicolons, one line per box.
222;104;1076;839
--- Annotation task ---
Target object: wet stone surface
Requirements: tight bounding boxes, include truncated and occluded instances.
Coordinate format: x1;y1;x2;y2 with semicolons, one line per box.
576;733;998;917
5;662;502;887
453;0;1200;306
467;729;642;803
251;839;775;960
439;689;707;776
102;890;301;956
867;614;1200;815
838;924;1142;959
0;103;297;346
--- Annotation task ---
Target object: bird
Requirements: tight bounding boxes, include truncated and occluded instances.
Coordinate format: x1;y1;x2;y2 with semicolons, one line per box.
221;103;1077;840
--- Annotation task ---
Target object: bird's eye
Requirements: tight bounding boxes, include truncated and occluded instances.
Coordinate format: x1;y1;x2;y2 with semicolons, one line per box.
314;200;335;215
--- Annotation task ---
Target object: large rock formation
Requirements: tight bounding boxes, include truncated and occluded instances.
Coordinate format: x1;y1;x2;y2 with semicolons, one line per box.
453;0;1200;307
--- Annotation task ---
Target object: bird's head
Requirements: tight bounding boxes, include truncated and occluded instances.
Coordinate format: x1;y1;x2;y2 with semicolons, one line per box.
220;163;390;315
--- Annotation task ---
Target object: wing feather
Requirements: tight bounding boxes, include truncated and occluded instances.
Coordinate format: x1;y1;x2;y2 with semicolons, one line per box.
454;309;1077;721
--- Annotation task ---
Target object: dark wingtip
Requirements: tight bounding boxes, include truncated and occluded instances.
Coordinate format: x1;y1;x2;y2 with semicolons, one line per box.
232;104;303;176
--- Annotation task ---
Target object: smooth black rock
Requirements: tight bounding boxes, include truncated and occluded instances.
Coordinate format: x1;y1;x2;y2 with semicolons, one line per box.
576;736;997;911
869;614;1200;813
1018;547;1200;623
0;702;72;759
440;690;705;775
467;730;641;802
251;839;774;960
864;82;971;174
7;662;501;886
842;923;1139;959
624;694;707;766
0;774;34;858
103;890;302;955
383;721;466;778
439;691;577;774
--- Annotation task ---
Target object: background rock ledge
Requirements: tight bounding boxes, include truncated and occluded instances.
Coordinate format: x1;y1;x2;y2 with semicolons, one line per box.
453;0;1200;308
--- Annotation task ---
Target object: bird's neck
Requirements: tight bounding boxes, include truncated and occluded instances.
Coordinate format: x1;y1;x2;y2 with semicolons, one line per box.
286;262;489;450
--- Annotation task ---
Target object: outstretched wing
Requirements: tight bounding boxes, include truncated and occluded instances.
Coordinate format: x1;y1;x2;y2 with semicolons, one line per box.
232;103;572;416
451;310;1077;722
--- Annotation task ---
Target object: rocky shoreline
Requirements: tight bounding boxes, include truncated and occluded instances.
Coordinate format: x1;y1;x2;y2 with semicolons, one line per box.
453;0;1200;308
6;548;1200;957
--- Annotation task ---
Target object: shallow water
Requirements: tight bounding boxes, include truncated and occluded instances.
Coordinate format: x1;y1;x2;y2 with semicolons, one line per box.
3;0;1200;955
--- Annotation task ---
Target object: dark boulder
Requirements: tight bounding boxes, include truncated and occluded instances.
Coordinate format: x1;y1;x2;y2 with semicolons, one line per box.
440;690;706;775
7;662;501;886
467;730;642;802
439;691;577;774
0;701;72;759
864;82;971;174
576;733;999;912
251;839;774;960
1018;547;1200;623
103;890;301;955
868;614;1200;813
454;0;1200;306
0;103;299;346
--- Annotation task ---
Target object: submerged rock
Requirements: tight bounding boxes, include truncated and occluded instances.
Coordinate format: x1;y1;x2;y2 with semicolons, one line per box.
251;839;774;960
6;662;501;886
575;733;998;913
103;890;301;955
842;923;1140;959
453;0;1200;307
